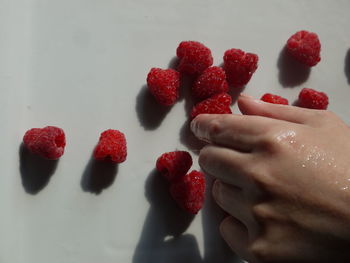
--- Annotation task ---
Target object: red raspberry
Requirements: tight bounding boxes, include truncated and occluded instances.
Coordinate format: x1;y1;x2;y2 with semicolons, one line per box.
176;41;213;75
147;68;180;106
94;129;127;163
190;92;232;119
298;88;328;110
192;66;229;100
261;93;289;105
223;48;258;86
156;151;193;182
23;126;66;160
170;170;206;214
286;30;321;67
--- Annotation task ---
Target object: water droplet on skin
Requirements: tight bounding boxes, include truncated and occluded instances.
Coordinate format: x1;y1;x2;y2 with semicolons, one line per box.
277;130;296;142
341;186;349;191
302;164;306;168
328;162;332;166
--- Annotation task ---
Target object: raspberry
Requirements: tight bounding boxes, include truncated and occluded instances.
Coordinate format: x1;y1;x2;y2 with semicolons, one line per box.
147;68;180;106
156;151;193;182
298;88;328;110
192;66;229;100
170;170;206;214
23;126;66;160
286;30;321;67
190;92;232;119
176;41;213;75
223;48;258;86
94;129;127;163
261;93;289;105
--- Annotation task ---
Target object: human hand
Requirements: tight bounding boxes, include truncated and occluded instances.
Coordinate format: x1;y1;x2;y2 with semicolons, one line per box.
191;94;350;263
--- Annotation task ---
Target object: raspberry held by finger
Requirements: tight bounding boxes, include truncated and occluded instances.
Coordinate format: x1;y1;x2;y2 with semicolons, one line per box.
190;92;232;119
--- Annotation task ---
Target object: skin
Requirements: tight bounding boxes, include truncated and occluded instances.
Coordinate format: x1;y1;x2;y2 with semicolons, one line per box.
191;94;350;263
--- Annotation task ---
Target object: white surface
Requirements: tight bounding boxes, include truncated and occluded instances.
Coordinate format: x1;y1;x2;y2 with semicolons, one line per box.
0;0;349;262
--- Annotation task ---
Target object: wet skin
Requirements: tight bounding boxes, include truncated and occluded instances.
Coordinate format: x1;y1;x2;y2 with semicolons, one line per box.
191;94;350;263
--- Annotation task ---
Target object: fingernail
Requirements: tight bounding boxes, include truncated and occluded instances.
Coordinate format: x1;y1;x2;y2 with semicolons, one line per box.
190;118;198;134
190;117;211;142
240;93;254;99
190;117;205;138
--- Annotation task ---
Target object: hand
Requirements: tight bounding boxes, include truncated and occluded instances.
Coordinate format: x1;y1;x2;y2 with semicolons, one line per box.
191;94;350;263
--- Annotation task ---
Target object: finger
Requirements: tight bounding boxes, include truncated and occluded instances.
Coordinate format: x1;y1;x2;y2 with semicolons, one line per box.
220;216;254;262
238;94;317;125
199;145;253;188
213;180;254;228
191;113;275;152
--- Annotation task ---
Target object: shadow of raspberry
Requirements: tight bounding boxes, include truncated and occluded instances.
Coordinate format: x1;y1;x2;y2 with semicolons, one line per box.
345;48;350;85
178;72;207;154
19;143;58;194
219;62;246;102
277;46;311;88
168;56;179;70
135;85;172;131
228;85;246;105
292;99;300;106
132;169;201;263
81;157;118;194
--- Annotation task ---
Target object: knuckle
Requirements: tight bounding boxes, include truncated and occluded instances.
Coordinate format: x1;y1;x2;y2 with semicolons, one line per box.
249;165;279;191
207;119;222;138
249;240;273;262
206;114;234;138
242;163;260;181
257;135;281;154
252;204;275;221
257;126;303;154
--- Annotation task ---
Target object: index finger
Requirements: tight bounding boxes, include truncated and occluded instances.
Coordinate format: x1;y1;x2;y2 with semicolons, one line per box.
190;114;276;152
